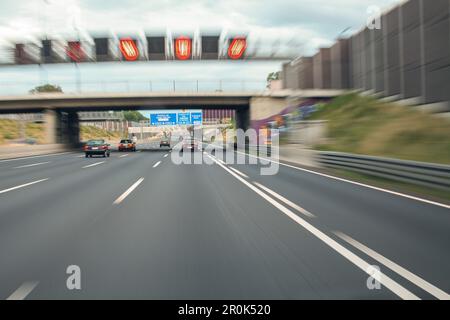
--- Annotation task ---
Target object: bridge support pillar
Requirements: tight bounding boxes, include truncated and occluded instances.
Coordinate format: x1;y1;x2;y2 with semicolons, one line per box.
61;111;80;148
249;96;289;130
43;109;59;144
43;110;80;147
235;106;250;132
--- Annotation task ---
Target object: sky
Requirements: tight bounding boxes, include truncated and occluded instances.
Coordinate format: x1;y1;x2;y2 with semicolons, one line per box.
0;0;402;94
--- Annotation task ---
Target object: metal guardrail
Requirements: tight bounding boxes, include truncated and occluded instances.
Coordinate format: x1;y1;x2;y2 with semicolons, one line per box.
317;151;450;190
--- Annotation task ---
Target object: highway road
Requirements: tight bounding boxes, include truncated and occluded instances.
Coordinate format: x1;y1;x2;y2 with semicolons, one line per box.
0;145;449;300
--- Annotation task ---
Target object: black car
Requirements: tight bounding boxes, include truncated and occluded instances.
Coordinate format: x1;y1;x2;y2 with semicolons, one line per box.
83;139;111;158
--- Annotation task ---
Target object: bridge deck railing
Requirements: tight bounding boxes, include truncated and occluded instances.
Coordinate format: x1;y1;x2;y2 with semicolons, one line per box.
0;79;268;96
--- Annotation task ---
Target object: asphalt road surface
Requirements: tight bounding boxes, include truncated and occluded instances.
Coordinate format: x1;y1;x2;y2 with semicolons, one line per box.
0;144;449;300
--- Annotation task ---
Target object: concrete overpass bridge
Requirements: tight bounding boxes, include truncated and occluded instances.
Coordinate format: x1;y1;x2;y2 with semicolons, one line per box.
0;89;344;146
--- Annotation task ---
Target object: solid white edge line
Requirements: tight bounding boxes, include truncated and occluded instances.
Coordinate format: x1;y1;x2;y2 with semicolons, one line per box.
13;161;50;169
334;231;450;300
207;154;419;300
253;181;315;218
6;281;39;300
0;152;72;163
235;150;450;210
113;177;145;205
0;178;49;195
153;161;161;168
82;161;105;169
228;166;249;179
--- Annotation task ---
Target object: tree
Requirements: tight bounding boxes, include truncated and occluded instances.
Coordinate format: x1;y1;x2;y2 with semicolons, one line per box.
123;111;148;122
266;71;281;88
266;71;280;82
29;84;63;94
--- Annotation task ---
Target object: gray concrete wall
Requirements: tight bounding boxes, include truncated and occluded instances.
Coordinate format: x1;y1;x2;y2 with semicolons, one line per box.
282;62;300;89
350;31;364;89
271;1;450;109
374;17;385;93
313;48;331;89
287;120;328;146
423;0;450;104
331;39;350;89
385;6;401;97
401;0;422;100
297;57;314;89
364;28;374;91
249;97;288;123
281;58;314;90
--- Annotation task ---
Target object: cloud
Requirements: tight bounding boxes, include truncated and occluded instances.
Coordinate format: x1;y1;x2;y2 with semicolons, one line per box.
0;0;404;84
0;0;402;49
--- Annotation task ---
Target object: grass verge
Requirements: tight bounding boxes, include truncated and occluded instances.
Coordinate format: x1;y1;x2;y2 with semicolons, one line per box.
307;93;450;165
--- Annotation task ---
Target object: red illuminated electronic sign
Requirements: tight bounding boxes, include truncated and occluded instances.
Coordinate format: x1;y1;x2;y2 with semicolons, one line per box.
175;36;192;60
228;37;246;60
66;41;84;62
119;38;139;61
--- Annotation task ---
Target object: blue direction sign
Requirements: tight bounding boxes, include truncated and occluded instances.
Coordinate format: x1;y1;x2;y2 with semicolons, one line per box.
191;112;203;125
150;113;177;126
177;113;191;125
150;111;202;126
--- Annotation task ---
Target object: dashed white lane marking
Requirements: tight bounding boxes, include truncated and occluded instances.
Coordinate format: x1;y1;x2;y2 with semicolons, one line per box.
228;166;249;179
234;150;450;210
0;152;72;163
334;231;450;300
164;154;169;158
207;154;419;300
119;154;129;158
153;161;161;168
113;178;145;205
7;281;39;300
82;161;105;169
253;182;315;218
0;178;49;195
13;161;50;169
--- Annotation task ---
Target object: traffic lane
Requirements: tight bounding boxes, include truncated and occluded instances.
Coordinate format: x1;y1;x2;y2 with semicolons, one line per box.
228;157;450;295
0;150;162;237
0;152;75;170
0;151;146;190
0;151;168;299
137;141;173;151
0;153;86;189
0;150;167;299
29;156;396;299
